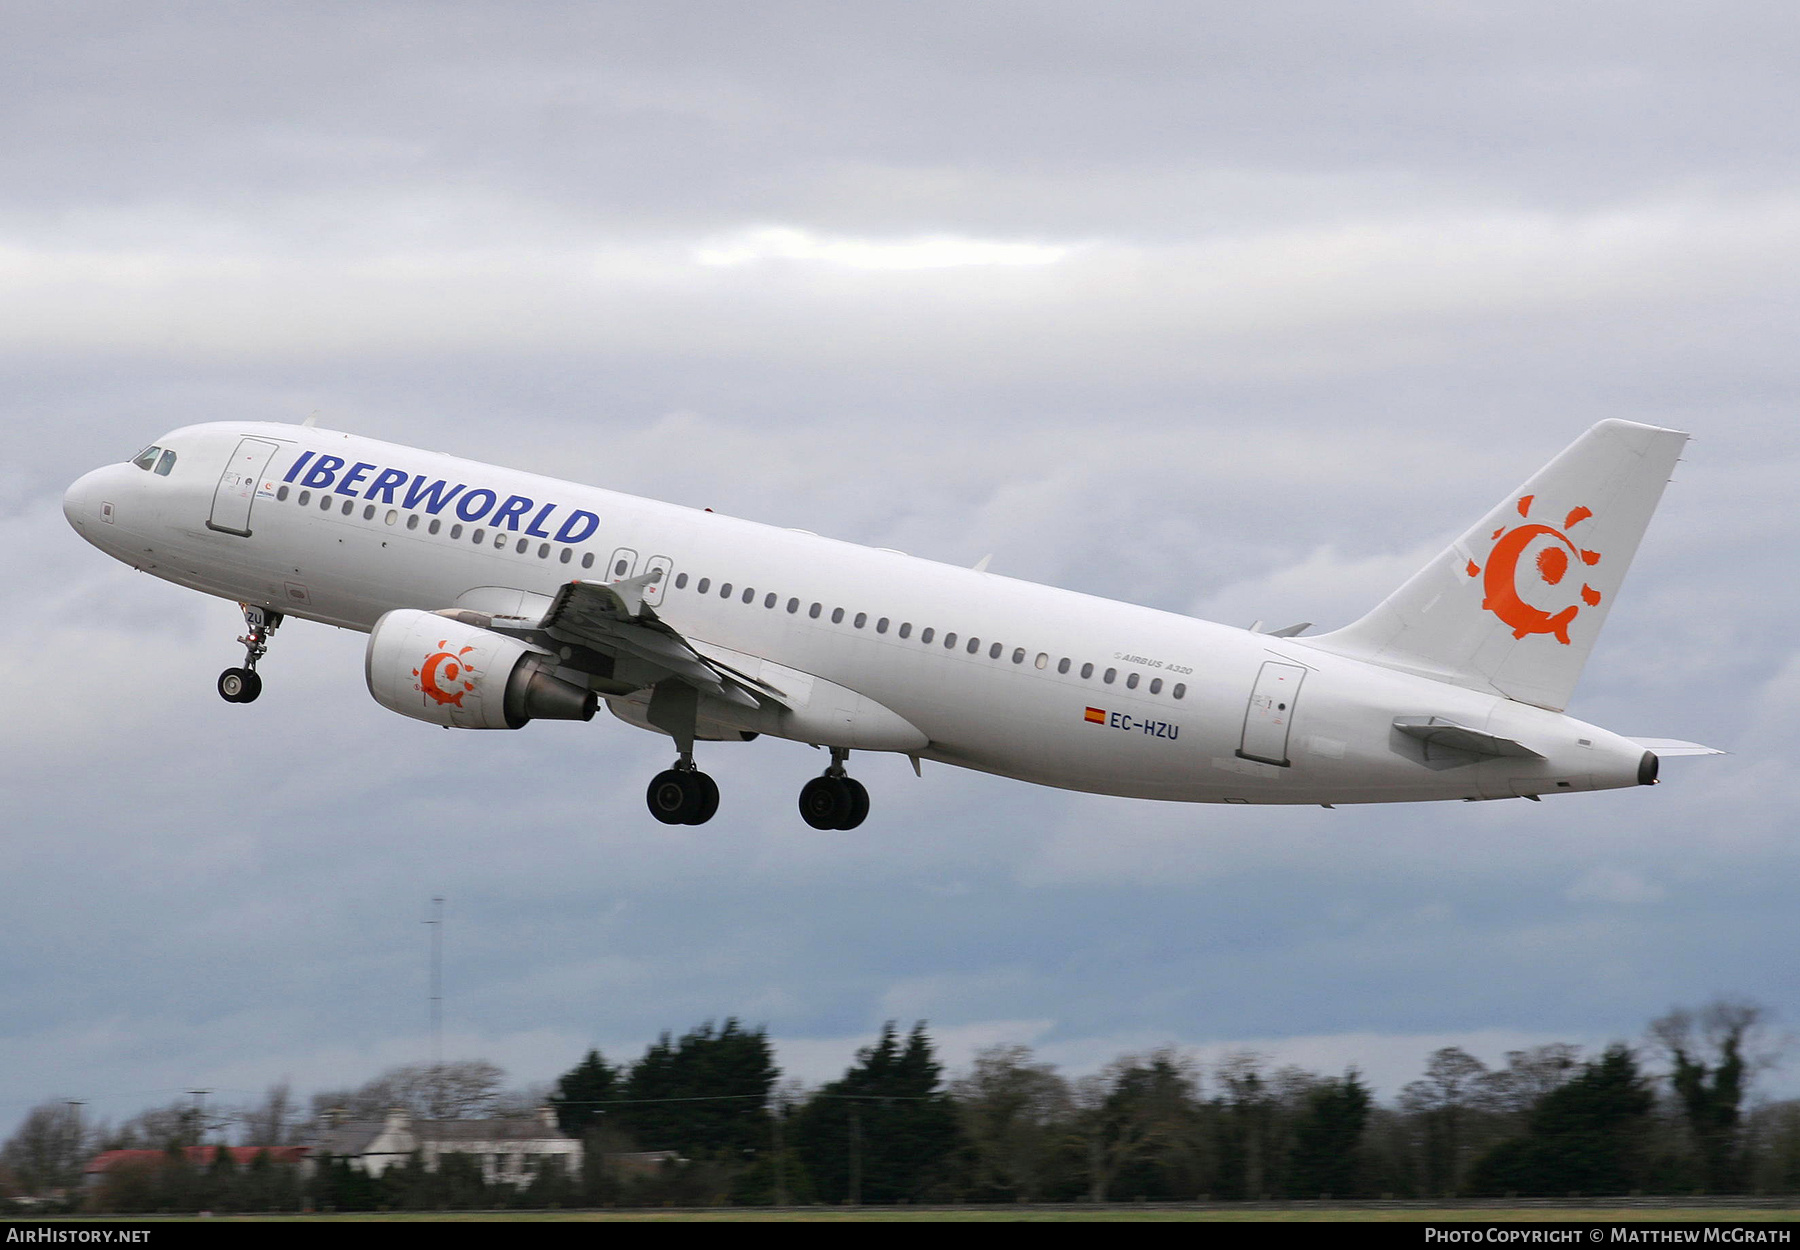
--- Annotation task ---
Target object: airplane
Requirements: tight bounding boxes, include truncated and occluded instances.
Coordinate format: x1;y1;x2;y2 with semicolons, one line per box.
62;417;1718;829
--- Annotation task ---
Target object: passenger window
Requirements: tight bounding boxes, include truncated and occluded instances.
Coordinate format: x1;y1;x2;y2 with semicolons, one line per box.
944;632;957;648
831;608;844;624
362;504;374;519
675;573;688;588
473;528;486;543
764;593;776;609
155;450;176;476
1126;672;1139;689
1173;683;1186;699
614;559;629;577
1080;663;1094;679
721;583;733;598
342;501;354;516
1035;653;1048;669
967;637;980;654
320;495;332;511
297;490;310;505
495;533;508;549
1013;648;1026;664
132;446;161;470
538;543;550;558
1058;658;1071;674
898;623;911;638
697;578;711;594
406;514;419;530
277;485;290;502
386;510;398;526
809;603;821;619
581;553;595;569
786;598;799;614
1149;678;1163;694
450;524;463;539
990;643;1003;659
428;518;440;535
854;612;867;628
1104;668;1117;684
920;627;934;644
743;588;755;604
559;548;571;563
876;618;889;634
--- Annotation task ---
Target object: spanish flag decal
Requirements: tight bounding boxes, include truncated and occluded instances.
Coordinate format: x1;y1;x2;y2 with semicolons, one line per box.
1084;707;1106;724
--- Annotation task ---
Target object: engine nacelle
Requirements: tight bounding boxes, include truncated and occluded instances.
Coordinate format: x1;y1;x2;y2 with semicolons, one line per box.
366;609;597;730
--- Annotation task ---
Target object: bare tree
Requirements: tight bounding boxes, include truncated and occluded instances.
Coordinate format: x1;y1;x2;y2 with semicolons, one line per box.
950;1044;1072;1202
1;1102;89;1197
1480;1044;1583;1118
1650;999;1782;1192
1400;1047;1491;1195
311;1060;507;1122
238;1082;297;1146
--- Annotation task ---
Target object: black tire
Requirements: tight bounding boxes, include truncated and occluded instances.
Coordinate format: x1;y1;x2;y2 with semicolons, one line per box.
647;770;698;825
799;776;850;830
687;772;720;825
839;778;870;830
218;667;260;703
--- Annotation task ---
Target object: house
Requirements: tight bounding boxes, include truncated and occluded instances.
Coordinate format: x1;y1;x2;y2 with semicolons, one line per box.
310;1107;581;1187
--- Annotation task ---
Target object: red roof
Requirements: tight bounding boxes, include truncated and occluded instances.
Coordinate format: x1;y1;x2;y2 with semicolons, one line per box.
86;1146;309;1174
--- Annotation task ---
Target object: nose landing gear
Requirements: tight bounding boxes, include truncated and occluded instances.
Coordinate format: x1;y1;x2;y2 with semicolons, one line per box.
799;748;870;830
218;605;281;703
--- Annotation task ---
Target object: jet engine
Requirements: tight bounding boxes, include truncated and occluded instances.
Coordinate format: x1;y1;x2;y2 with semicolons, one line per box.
366;609;596;730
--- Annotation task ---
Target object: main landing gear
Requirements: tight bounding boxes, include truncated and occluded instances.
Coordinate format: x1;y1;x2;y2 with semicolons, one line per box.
646;758;721;826
219;605;282;704
635;682;870;829
798;748;870;831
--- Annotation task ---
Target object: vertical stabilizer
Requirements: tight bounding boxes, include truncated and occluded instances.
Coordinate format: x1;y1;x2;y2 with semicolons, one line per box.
1306;420;1688;711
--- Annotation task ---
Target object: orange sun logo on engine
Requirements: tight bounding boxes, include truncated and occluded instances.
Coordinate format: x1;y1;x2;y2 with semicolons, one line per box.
413;640;478;706
1465;495;1603;645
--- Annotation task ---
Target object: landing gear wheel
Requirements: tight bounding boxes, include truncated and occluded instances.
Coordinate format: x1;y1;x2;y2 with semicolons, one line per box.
839;777;870;830
646;769;720;826
647;770;699;825
690;771;720;825
218;667;262;703
798;776;847;829
799;775;868;830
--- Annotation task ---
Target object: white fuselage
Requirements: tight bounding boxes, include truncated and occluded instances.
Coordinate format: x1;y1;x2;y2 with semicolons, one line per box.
63;421;1654;806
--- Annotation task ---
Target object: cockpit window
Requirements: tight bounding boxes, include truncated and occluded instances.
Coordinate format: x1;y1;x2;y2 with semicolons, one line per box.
132;446;161;471
153;449;176;476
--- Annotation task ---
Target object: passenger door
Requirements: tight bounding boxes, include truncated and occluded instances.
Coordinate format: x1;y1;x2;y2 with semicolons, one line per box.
206;438;282;537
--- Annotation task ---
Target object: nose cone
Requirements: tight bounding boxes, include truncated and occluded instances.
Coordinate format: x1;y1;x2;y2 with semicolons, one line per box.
64;466;112;538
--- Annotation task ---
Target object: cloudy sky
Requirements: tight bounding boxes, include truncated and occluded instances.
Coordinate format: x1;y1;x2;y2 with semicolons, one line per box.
5;1;1798;1136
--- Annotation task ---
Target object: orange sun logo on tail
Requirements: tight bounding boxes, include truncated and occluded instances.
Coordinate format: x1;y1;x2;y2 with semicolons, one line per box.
413;640;479;706
1466;496;1603;644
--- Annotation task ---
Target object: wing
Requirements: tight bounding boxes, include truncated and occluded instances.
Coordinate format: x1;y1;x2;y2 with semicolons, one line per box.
510;575;778;710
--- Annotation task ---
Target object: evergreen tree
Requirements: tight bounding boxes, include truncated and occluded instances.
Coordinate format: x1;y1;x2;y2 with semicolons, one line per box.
615;1019;778;1159
550;1049;618;1138
1286;1070;1371;1198
1470;1045;1655;1196
792;1022;962;1203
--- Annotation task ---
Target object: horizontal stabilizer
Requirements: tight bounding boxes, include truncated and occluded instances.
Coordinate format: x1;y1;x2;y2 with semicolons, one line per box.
1630;737;1725;758
1394;715;1543;759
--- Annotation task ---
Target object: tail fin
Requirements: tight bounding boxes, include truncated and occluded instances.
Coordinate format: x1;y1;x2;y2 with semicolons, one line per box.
1307;420;1688;711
